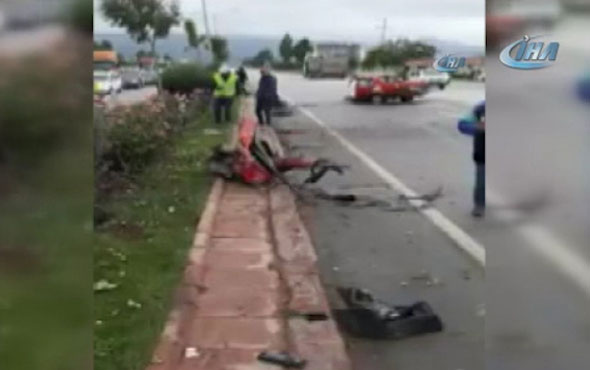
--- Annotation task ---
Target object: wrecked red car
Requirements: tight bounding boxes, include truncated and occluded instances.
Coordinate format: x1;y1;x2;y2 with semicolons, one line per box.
347;74;429;104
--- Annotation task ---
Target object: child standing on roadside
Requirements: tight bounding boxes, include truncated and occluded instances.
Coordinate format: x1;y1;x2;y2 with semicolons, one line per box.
458;100;485;217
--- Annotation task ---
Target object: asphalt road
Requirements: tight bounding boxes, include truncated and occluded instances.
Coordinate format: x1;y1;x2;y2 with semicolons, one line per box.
258;28;590;368
268;73;485;370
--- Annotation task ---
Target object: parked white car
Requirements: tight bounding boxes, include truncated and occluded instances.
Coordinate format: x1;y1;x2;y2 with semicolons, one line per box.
408;68;451;90
93;70;122;95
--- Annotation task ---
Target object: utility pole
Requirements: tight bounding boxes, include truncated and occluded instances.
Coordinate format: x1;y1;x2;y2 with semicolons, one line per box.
201;0;211;38
379;18;388;45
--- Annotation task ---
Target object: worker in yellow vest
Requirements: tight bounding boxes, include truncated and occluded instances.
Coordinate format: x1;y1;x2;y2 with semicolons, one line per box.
212;64;238;124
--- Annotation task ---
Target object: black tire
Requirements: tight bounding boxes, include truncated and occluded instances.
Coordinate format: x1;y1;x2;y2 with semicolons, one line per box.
401;95;414;103
438;84;446;90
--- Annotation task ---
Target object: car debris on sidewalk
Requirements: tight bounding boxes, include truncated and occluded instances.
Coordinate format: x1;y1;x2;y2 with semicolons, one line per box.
207;111;445;217
207;112;347;189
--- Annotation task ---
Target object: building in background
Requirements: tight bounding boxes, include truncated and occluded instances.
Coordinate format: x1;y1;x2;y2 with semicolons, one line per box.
303;42;361;78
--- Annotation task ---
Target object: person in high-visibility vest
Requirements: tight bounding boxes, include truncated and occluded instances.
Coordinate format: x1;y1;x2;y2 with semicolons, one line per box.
212;64;238;124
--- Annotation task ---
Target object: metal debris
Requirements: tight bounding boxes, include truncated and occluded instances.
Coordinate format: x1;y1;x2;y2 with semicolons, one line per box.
257;351;307;368
334;287;444;340
303;159;348;184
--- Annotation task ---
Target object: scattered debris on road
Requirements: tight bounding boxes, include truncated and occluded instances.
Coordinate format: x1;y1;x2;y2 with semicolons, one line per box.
276;129;309;135
334;287;443;340
303;159;348;184
257;351;307;368
310;186;443;212
272;99;295;117
285;310;329;321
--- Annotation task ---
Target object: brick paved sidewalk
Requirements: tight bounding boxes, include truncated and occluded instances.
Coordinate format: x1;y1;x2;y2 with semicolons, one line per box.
146;178;351;370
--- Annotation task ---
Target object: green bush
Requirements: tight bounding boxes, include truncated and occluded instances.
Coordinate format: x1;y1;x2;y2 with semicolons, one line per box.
161;63;214;95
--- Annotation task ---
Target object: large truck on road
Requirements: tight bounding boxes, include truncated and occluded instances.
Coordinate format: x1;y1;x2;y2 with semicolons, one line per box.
303;43;360;79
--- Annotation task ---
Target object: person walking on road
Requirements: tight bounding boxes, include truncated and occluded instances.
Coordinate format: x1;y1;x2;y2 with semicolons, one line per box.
458;100;485;217
212;64;238;124
256;63;278;126
236;65;248;96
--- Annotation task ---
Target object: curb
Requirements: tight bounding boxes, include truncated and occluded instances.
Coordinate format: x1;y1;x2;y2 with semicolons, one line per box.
270;184;352;370
146;97;352;370
146;179;224;370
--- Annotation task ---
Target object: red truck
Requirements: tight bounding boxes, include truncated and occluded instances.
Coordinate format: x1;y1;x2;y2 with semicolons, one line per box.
347;74;429;104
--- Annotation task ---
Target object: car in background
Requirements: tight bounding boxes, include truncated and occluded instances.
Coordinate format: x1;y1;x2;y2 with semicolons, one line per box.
475;70;486;82
94;70;122;95
141;68;159;85
408;68;451;90
122;68;144;89
347;73;429;104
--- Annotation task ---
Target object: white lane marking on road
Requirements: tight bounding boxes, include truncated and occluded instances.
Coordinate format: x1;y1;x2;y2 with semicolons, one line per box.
284;91;590;298
281;94;486;266
488;192;590;298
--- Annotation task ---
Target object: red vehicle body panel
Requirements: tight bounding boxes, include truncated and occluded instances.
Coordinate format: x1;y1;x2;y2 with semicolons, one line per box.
350;76;428;102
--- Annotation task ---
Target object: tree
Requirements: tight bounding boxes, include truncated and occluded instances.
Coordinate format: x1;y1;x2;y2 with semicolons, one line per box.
136;50;151;59
210;36;229;66
101;0;180;56
117;53;127;65
94;39;113;50
245;49;274;67
279;33;294;63
362;39;435;69
292;38;313;65
184;19;207;61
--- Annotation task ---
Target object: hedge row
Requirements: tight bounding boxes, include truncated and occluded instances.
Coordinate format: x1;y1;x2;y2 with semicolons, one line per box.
95;94;201;179
161;63;215;95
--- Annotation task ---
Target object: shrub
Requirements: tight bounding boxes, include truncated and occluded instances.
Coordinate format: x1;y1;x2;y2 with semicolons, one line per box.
161;63;214;95
96;93;206;180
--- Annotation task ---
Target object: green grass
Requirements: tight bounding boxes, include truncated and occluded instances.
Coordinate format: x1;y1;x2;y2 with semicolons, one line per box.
93;107;234;370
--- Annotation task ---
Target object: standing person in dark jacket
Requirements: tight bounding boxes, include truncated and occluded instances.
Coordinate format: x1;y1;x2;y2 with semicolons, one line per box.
236;65;248;95
256;63;278;125
458;100;485;217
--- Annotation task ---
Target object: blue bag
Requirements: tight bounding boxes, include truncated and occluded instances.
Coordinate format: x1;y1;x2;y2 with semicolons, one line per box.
458;113;476;136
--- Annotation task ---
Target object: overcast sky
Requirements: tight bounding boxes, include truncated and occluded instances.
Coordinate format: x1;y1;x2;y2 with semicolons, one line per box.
94;0;484;46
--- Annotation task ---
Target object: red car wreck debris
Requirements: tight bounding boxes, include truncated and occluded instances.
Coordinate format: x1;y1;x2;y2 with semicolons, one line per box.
208;111;346;186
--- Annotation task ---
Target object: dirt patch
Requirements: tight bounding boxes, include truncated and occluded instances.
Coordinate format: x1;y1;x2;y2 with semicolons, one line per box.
0;246;43;275
106;222;145;241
